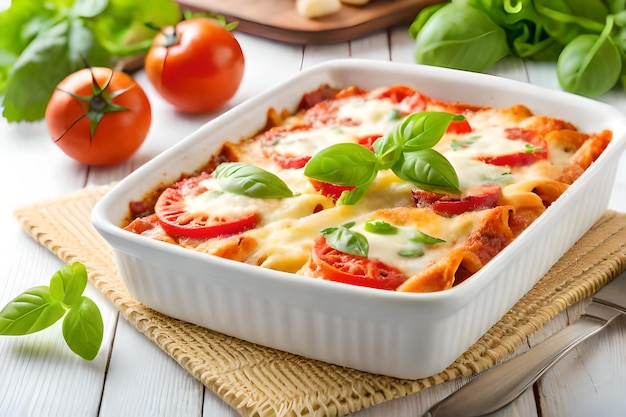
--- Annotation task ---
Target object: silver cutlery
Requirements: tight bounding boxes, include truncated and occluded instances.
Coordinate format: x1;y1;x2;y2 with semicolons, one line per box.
423;268;626;417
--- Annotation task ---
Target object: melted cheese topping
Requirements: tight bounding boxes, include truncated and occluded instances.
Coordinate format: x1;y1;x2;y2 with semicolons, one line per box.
348;211;486;276
245;205;487;276
335;97;398;129
444;154;513;190
438;127;531;157
185;175;333;226
271;97;401;157
128;84;608;292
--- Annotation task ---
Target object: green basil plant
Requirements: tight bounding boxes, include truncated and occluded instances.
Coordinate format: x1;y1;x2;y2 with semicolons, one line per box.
409;0;626;97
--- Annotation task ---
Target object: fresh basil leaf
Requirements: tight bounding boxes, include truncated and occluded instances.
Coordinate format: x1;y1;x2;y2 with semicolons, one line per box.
556;27;622;97
393;149;461;194
215;162;295;198
408;3;447;39
50;262;88;306
2;18;110;122
399;112;464;152
0;0;58;58
398;248;425;258
372;132;404;170
460;0;563;60
535;1;607;41
523;143;544;153
364;220;398;234
321;226;369;258
62;296;104;361
410;230;446;245
412;3;510;72
91;0;182;57
0;0;181;121
0;286;66;335
336;182;371;206
304;143;379;186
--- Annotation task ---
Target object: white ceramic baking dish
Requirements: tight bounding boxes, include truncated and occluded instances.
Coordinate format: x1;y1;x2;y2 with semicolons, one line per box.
91;59;626;379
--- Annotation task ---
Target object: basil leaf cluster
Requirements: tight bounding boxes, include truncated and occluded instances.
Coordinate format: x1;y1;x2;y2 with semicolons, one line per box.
0;262;104;360
304;112;461;205
409;0;626;97
0;0;182;122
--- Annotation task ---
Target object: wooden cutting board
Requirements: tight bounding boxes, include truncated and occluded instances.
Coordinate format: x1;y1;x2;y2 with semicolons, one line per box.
176;0;444;44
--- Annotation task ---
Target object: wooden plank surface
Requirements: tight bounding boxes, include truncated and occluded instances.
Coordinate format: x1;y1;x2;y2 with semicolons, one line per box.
176;0;443;43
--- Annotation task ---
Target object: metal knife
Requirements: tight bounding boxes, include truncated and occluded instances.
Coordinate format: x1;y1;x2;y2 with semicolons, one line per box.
423;268;626;417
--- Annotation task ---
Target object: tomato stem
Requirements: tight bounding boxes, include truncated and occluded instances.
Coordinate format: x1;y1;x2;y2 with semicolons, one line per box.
161;26;179;48
55;67;130;141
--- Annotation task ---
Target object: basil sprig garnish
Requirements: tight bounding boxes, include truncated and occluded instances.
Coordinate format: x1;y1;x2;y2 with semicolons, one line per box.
523;143;544;153
393;149;460;193
323;219;447;259
321;222;369;258
410;230;446;245
215;162;295;198
364;219;398;234
304;111;462;204
302;142;379;186
0;262;104;361
399;230;446;258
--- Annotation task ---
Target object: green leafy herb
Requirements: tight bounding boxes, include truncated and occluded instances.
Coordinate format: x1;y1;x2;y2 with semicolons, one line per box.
523;143;544;153
0;262;104;360
409;0;626;97
398;248;425;258
336;183;371;206
392;148;460;194
397;113;465;152
214;162;295;199
364;219;398;234
304;111;461;205
450;136;480;151
410;230;446;245
62;296;104;361
0;0;182;122
398;229;445;257
556;16;622;98
409;2;510;73
321;223;369;257
303;142;380;186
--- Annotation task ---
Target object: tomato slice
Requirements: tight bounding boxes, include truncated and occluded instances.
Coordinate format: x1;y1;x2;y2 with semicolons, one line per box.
479;150;547;167
477;128;548;167
274;154;311;169
446;118;472;134
154;174;258;238
262;124;314;169
375;85;428;113
311;236;406;290
413;185;501;216
357;133;382;150
309;178;354;201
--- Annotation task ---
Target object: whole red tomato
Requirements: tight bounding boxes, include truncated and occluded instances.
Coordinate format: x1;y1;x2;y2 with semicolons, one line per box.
144;18;245;113
45;67;151;166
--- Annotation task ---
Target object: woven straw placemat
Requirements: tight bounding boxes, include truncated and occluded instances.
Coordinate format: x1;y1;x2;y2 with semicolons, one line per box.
12;184;626;417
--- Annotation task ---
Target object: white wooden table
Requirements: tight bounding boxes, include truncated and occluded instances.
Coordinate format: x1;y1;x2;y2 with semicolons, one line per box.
1;4;626;417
